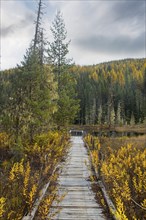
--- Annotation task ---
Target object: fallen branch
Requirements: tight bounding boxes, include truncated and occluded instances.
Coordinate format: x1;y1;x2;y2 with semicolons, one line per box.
131;198;146;211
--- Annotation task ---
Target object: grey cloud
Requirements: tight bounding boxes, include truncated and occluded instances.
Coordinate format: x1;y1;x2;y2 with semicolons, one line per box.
111;1;145;22
1;0;145;70
1;13;34;37
19;14;34;26
71;1;145;40
73;0;145;57
1;25;15;37
75;31;145;55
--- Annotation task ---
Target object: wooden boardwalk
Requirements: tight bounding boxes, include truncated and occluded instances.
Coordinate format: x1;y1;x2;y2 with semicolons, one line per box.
52;136;107;220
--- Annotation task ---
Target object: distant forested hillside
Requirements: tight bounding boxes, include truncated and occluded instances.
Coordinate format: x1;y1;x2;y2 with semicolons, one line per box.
1;58;146;131
72;58;146;125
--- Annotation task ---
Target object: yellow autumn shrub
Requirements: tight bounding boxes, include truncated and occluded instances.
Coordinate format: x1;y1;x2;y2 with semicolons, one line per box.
0;132;9;149
0;197;6;218
1;131;70;219
85;135;146;220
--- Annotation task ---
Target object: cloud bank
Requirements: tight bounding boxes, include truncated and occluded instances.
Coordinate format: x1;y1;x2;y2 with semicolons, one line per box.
1;0;145;69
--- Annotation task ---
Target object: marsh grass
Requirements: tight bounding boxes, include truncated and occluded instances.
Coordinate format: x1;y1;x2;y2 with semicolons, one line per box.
99;135;146;154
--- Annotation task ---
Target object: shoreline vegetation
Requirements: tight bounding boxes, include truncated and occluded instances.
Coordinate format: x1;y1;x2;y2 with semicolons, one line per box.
67;124;146;134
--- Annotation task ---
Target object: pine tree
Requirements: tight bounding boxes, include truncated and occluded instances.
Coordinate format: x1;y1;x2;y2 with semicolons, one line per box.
19;0;58;141
110;107;115;125
0;69;25;141
130;112;135;125
8;0;58;143
98;105;102;124
116;102;122;125
47;11;79;126
33;0;43;51
48;10;71;82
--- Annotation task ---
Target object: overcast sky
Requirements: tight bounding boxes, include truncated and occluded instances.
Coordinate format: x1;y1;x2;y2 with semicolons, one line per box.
1;0;146;70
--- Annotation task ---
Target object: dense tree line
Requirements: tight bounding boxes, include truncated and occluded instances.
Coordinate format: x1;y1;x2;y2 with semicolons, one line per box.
73;59;146;125
1;58;145;137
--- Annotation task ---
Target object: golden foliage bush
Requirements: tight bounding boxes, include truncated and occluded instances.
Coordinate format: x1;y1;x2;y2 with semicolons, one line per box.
0;197;6;218
0;132;10;149
85;134;146;220
0;132;11;162
0;131;69;219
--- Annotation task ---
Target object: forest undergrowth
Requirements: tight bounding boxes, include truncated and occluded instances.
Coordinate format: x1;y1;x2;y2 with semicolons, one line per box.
0;131;70;219
84;134;146;220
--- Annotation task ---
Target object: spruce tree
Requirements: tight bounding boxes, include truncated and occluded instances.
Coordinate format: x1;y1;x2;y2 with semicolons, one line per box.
48;11;79;126
20;0;57;142
98;105;102;125
10;0;58;143
48;11;71;81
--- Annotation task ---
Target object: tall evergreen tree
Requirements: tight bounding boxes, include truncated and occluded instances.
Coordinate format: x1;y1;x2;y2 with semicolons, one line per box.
1;0;58;143
47;11;79;126
33;0;43;50
48;11;71;81
18;0;58;142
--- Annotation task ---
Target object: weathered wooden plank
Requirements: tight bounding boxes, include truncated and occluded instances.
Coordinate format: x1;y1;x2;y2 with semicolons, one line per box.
50;136;106;220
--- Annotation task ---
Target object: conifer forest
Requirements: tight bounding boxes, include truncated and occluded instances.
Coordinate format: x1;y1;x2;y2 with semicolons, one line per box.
0;0;146;219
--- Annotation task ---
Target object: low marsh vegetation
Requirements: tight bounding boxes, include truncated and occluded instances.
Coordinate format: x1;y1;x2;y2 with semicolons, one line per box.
0;131;70;219
85;134;146;220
